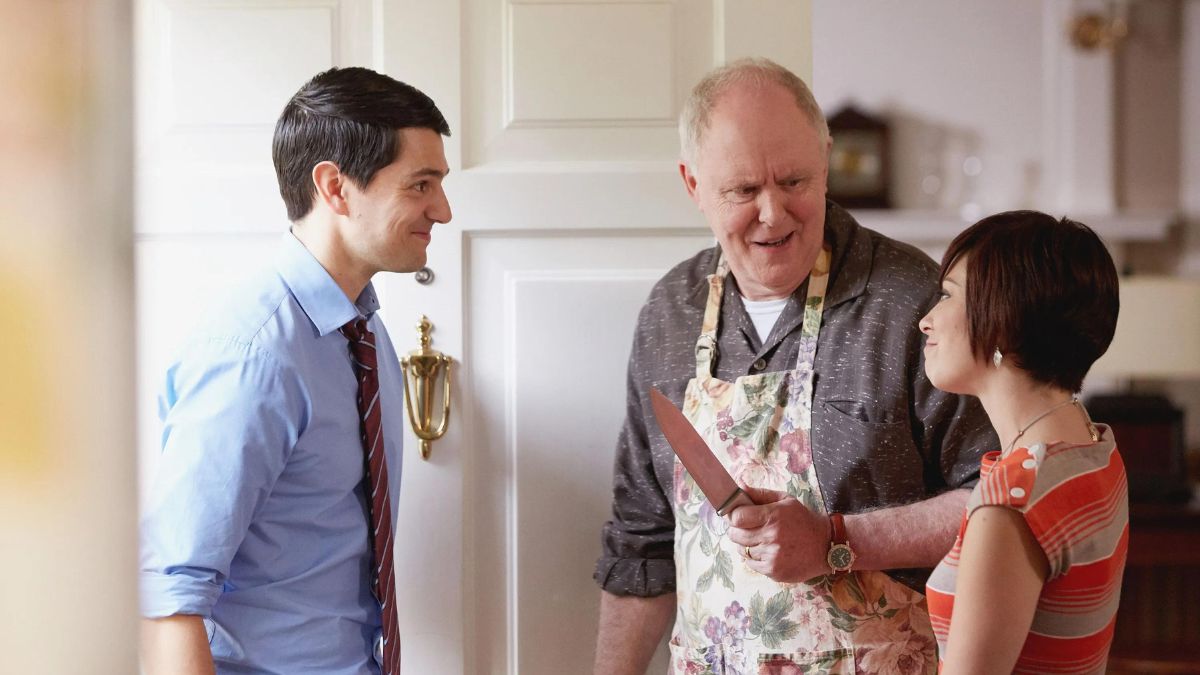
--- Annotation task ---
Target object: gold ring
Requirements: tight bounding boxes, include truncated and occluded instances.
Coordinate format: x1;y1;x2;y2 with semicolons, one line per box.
744;545;753;560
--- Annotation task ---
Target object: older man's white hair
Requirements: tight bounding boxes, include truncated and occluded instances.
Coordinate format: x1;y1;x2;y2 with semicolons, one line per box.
678;57;829;167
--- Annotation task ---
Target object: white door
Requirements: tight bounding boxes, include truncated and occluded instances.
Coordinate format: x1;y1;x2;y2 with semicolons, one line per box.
135;2;813;673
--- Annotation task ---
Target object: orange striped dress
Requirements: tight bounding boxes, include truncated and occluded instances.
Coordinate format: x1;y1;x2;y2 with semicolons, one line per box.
926;425;1128;674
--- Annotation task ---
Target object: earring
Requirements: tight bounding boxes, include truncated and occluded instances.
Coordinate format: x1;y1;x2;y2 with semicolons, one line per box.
992;348;1003;368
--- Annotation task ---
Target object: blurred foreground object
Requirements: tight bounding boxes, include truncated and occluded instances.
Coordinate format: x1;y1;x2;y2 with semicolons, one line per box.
0;1;137;672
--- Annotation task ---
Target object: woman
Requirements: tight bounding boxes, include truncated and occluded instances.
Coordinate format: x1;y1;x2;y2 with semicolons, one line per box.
919;210;1128;674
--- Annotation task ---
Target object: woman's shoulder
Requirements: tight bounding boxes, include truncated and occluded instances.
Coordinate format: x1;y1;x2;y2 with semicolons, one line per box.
969;429;1127;579
973;428;1124;513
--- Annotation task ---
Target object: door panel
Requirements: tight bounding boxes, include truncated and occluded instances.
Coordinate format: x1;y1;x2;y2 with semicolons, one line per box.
135;0;377;236
465;232;712;674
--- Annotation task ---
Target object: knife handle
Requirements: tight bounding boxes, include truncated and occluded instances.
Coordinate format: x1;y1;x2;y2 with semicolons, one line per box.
715;487;756;517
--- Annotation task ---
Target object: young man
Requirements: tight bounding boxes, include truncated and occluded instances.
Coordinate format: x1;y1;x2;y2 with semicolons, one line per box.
140;67;451;675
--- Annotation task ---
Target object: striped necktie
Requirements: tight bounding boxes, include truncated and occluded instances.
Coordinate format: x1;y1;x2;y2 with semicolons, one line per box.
340;318;401;674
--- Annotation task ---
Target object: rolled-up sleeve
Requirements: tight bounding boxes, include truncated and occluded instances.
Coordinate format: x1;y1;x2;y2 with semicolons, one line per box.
595;308;678;597
140;338;307;618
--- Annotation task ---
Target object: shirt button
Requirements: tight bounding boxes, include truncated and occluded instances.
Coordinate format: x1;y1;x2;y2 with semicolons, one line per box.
1021;459;1037;470
1010;487;1026;499
751;358;767;372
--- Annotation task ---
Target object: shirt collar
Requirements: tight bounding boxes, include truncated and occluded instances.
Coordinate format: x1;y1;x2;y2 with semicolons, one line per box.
821;201;872;310
275;231;380;337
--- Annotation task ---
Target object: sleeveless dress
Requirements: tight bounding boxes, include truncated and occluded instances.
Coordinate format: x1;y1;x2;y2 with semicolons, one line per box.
926;428;1129;674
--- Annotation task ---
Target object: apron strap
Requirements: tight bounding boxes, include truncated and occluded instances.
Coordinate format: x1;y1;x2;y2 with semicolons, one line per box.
796;246;832;396
693;248;832;381
694;256;728;379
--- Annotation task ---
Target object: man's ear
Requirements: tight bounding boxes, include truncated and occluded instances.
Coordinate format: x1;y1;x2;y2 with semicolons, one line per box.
679;160;701;206
312;161;350;217
823;137;833;194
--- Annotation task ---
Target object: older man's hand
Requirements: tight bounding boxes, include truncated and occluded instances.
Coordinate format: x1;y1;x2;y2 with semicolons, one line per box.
726;486;833;583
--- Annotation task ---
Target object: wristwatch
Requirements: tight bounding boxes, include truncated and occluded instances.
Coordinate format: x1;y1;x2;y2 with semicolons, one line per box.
826;512;855;576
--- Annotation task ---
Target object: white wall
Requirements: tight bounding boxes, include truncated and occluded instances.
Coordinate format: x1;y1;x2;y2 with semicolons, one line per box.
812;1;1045;215
813;0;1200;455
1183;0;1200;278
1169;0;1200;451
1185;2;1200;222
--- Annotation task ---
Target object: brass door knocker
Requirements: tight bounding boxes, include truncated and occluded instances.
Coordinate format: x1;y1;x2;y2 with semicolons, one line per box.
400;315;452;460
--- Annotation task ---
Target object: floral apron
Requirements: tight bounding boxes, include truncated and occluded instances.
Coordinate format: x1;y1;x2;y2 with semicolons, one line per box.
669;249;937;675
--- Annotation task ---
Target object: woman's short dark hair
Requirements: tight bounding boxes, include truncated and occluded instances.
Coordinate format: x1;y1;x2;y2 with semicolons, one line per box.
272;67;451;222
940;210;1119;392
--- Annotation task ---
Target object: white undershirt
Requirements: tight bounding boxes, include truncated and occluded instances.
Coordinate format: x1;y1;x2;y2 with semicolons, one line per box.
740;295;789;343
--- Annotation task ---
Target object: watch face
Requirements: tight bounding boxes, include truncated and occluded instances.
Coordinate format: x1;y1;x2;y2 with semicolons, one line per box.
828;544;853;571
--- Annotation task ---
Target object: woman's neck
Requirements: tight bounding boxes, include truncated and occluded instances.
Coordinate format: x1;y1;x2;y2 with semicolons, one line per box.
976;375;1093;454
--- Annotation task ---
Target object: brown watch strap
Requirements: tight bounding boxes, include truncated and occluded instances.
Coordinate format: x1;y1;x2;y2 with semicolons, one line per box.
830;512;848;545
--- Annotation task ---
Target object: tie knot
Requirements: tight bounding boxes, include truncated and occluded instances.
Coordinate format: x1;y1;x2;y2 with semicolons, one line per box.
340;319;377;369
340;318;369;341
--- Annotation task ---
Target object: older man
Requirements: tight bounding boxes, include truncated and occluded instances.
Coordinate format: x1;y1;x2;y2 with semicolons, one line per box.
593;59;995;674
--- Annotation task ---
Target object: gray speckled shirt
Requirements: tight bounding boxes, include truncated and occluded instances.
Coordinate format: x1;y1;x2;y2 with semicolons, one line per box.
594;202;997;596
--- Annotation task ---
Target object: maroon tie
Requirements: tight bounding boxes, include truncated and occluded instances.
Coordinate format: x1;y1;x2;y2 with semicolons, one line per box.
340;318;401;674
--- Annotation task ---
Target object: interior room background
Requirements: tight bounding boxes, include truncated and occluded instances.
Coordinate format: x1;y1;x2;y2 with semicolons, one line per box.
4;1;1198;673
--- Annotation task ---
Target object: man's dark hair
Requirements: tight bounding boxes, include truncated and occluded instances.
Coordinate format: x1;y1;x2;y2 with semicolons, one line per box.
272;67;451;222
940;210;1120;393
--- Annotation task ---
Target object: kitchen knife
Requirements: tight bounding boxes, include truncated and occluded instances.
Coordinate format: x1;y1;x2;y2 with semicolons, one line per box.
649;387;755;516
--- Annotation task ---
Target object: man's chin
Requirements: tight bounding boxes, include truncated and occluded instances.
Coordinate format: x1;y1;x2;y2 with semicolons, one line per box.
740;265;809;297
386;256;427;275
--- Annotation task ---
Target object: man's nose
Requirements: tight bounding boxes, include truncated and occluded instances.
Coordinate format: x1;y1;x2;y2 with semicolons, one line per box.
429;186;452;224
757;188;785;226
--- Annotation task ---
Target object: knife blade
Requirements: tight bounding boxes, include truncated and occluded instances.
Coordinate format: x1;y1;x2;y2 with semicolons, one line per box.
649;387;755;516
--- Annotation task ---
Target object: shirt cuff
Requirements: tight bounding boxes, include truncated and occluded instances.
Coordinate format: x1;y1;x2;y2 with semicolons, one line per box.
594;556;676;597
139;570;222;618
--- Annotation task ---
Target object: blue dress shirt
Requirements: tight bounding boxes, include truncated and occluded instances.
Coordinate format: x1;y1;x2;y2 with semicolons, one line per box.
140;232;406;674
